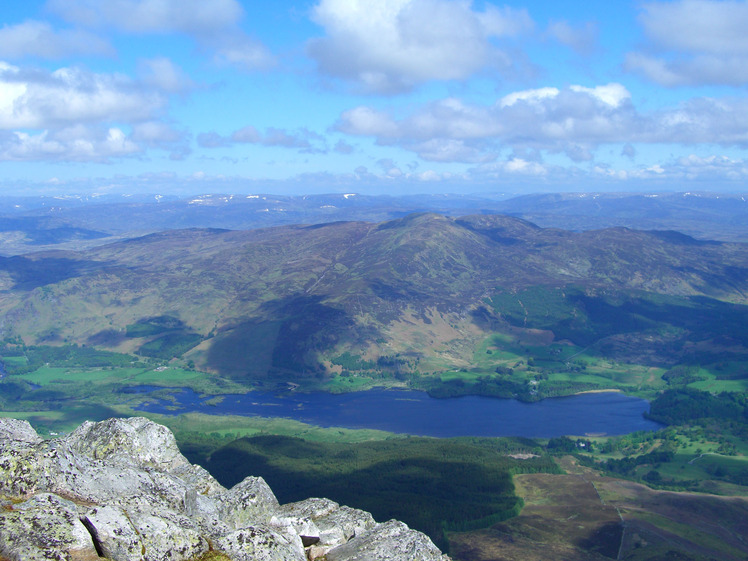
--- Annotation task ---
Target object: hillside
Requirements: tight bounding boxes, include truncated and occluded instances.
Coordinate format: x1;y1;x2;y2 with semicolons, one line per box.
0;191;746;256
0;213;746;398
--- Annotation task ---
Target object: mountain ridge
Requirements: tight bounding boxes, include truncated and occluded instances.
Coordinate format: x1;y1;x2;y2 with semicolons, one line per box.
0;212;746;394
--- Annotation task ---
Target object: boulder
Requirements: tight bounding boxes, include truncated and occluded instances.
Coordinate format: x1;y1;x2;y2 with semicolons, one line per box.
219;475;281;528
0;417;451;561
64;417;189;471
0;493;99;561
316;505;376;546
214;525;306;561
325;520;449;561
83;504;209;561
0;418;42;444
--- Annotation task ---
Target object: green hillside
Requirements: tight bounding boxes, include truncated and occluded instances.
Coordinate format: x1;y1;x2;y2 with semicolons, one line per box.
0;213;746;399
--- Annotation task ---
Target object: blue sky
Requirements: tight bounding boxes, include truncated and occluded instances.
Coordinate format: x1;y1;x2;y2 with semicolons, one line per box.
2;0;748;196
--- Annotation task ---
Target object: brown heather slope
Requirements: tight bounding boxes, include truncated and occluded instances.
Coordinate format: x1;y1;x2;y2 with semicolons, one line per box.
449;460;748;561
0;213;746;382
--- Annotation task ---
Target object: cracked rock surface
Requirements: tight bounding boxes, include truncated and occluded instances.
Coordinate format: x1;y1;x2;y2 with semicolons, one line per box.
0;417;450;561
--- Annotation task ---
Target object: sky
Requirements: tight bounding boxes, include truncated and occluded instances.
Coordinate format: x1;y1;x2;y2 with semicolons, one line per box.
2;0;748;196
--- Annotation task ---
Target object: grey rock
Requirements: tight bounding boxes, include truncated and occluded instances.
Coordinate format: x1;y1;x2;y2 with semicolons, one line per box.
82;505;143;561
0;493;99;561
0;418;451;561
83;504;209;561
64;417;189;471
325;519;448;561
0;440;41;497
219;475;280;528
127;509;209;561
0;418;42;444
278;497;339;520
316;505;376;546
214;525;306;561
274;498;375;549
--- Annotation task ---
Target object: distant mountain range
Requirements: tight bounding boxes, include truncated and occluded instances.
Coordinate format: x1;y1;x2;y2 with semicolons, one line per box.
1;211;746;394
0;191;746;255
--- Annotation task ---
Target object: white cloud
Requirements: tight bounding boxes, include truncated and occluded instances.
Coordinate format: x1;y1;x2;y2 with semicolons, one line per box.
407;138;494;163
569;84;631;108
334;139;355;154
0;62;166;129
47;0;244;35
500;87;560;107
335;107;400;137
639;0;748;54
0;60;191;163
131;121;189;159
307;0;535;93
137;58;193;93
0;126;140;162
0;20;113;59
210;34;275;71
198;126;327;153
590;155;748;183
230;126;261;143
546;20;598;55
627;0;748;86
504;158;548;175
47;0;275;71
336;84;636;161
335;83;748;162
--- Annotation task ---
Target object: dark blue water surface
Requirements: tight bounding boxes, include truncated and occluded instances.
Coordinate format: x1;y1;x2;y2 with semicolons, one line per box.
132;386;662;438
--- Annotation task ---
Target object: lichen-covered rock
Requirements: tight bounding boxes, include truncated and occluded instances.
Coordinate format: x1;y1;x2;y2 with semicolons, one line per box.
0;493;99;561
272;498;376;551
214;525;306;561
316;505;376;547
325;520;448;561
0;418;42;444
0;418;452;561
278;498;339;521
83;504;209;561
126;510;209;561
219;475;280;528
64;417;189;471
83;505;144;561
0;441;41;497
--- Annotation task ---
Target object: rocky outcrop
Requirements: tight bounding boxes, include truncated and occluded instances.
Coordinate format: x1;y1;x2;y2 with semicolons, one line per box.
0;417;450;561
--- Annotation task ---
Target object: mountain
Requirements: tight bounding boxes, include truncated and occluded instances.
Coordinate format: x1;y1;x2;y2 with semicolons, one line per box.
0;191;745;256
0;213;746;394
493;191;748;242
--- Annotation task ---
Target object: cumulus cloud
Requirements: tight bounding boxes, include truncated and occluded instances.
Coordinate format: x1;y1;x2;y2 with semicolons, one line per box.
307;0;535;93
198;126;327;153
336;84;635;161
335;83;748;162
137;58;194;93
333;139;355;154
47;0;243;35
47;0;275;70
0;20;113;59
546;20;598;55
131;121;190;159
0;125;140;162
626;0;748;86
0;60;191;162
0;62;166;129
210;34;276;71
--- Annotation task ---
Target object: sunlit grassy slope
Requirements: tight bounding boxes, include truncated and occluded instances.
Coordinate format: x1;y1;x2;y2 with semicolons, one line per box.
0;213;746;397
